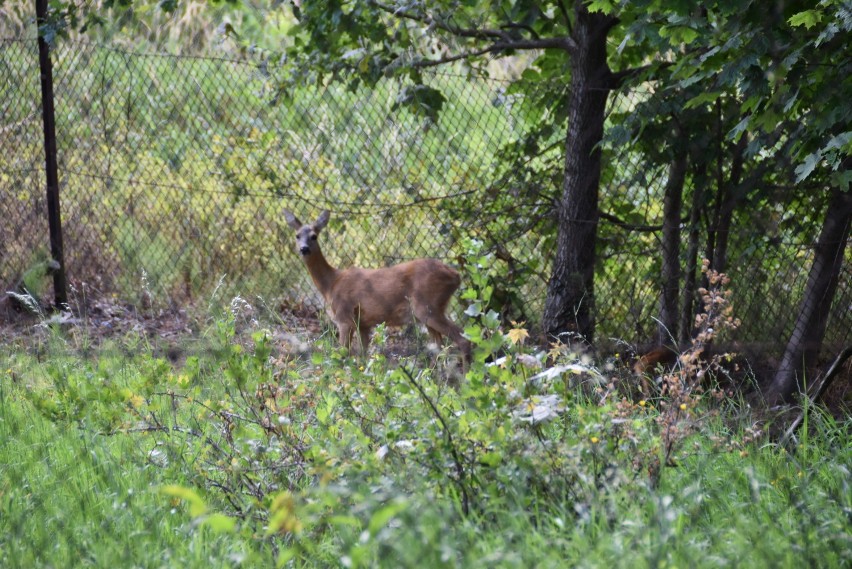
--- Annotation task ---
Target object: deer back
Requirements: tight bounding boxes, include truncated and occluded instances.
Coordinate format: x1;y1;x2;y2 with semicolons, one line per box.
327;259;460;328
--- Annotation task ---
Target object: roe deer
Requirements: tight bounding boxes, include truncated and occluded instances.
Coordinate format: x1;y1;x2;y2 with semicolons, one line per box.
283;209;471;362
633;345;680;396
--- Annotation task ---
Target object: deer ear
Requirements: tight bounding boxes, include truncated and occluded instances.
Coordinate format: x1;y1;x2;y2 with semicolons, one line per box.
315;210;331;231
283;209;302;230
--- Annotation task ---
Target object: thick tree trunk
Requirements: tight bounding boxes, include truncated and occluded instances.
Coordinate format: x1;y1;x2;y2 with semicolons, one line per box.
542;6;616;344
658;148;688;345
766;188;852;406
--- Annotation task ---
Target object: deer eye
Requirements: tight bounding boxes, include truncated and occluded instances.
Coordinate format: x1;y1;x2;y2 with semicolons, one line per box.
310;235;318;241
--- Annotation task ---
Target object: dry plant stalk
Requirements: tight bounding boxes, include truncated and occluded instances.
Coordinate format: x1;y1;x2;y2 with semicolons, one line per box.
652;260;742;484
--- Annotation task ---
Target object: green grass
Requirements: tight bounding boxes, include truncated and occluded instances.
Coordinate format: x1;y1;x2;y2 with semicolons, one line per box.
1;307;849;568
0;379;258;567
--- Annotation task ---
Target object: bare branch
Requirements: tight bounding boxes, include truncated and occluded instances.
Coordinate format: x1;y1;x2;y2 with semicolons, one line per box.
399;366;472;517
409;45;499;68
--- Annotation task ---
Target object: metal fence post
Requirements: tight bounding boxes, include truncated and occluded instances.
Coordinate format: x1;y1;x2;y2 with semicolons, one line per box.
35;0;68;309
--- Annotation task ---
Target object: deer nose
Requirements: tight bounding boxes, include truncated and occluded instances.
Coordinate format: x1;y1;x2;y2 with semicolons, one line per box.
299;246;311;255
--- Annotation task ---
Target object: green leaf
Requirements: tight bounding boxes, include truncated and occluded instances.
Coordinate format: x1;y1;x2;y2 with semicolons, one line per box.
659;25;700;46
794;151;822;182
587;0;616;14
824;131;852;152
684;91;721;110
829;170;852;191
728;116;750;140
391;85;447;123
158;0;178;12
788;10;822;29
464;302;482;317
483;309;501;329
479;451;503;467
328;515;362;528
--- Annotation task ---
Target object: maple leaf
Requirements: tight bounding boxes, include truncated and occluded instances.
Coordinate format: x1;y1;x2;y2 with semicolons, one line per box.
506;326;529;346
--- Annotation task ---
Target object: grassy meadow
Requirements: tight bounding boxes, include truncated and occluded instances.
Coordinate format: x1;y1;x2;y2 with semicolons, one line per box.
1;272;849;568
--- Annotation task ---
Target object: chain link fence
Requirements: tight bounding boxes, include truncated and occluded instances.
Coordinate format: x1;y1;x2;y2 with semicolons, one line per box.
2;37;849;364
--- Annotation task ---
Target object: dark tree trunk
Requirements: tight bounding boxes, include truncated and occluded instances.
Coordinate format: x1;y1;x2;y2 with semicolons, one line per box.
542;6;617;344
680;164;708;346
767;188;852;405
709;133;747;273
36;0;68;309
658;148;688;345
703;99;726;272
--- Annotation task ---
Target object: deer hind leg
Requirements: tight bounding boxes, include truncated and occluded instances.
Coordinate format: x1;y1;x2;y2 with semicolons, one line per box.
413;305;471;363
426;326;443;346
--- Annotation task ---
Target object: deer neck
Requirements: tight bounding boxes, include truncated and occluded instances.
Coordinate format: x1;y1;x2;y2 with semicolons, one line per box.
302;248;338;299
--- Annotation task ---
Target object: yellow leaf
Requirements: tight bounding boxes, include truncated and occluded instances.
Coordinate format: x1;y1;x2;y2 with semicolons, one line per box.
161;485;207;517
506;327;529;346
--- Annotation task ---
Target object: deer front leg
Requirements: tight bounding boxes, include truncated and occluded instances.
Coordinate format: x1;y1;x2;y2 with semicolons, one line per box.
358;327;371;355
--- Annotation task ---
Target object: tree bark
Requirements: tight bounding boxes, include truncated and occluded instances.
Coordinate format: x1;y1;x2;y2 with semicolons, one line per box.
658;147;688;345
36;0;68;309
766;188;852;406
679;163;708;346
542;5;617;344
709;133;747;273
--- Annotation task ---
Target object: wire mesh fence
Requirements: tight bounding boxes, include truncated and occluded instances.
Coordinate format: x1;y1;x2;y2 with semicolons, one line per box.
1;37;849;364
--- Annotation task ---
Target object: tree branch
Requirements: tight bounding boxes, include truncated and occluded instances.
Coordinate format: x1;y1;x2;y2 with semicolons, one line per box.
372;1;509;41
611;61;672;87
408;37;573;68
501;22;540;40
371;0;576;53
780;345;852;450
599;210;689;232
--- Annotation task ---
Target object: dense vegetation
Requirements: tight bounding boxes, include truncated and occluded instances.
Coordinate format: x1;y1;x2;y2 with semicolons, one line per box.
0;3;849;565
2;261;850;567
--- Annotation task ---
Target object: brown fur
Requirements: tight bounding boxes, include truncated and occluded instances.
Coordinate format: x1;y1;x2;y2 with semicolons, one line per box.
283;209;471;362
633;345;680;396
633;345;679;376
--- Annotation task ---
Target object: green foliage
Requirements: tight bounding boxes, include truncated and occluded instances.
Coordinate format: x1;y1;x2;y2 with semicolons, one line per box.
659;0;851;184
2;299;850;567
391;84;448;123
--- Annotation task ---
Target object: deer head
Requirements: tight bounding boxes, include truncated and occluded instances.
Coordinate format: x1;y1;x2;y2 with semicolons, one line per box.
284;209;329;257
